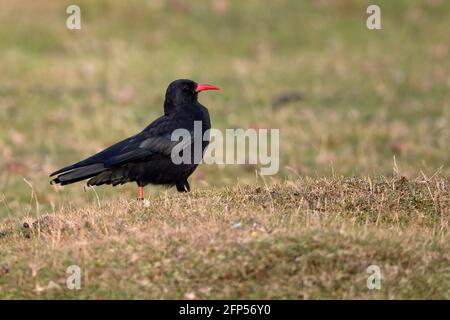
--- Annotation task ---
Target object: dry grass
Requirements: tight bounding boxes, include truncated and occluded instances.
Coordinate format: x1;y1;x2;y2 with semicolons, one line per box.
0;175;448;299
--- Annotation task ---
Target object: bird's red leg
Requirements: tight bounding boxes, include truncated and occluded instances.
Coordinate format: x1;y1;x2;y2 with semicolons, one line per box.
137;186;144;200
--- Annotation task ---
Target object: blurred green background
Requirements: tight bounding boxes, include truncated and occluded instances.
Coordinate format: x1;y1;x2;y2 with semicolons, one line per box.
0;0;449;218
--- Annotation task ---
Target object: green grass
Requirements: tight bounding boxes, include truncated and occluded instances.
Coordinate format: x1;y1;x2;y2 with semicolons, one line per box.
0;1;449;299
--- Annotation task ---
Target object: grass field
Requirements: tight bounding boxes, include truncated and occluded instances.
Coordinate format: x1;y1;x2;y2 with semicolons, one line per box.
0;0;449;299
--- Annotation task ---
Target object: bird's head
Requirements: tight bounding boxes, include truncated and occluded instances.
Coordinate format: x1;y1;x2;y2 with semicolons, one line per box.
164;79;220;114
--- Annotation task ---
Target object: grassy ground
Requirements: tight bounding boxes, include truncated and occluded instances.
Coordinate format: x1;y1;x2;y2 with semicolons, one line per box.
1;176;448;299
0;1;449;298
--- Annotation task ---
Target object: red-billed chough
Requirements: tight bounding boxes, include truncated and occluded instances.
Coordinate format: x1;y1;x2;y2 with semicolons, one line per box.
50;79;220;200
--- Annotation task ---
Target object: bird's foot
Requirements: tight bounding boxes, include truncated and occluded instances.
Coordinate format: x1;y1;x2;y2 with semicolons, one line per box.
176;181;190;193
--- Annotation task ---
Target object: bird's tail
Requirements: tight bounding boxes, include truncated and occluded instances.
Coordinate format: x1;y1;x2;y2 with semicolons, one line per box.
50;163;106;186
86;167;131;187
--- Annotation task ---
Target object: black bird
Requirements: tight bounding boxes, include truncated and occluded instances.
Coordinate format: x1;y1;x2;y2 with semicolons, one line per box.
50;79;220;200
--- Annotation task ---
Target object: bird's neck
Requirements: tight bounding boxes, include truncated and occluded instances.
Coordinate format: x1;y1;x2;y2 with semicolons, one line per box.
163;99;198;116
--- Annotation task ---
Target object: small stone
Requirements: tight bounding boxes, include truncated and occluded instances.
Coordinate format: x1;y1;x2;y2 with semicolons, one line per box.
185;292;196;300
231;222;242;229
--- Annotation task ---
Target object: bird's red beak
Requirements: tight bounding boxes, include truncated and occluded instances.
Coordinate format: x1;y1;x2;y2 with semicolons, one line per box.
195;83;220;93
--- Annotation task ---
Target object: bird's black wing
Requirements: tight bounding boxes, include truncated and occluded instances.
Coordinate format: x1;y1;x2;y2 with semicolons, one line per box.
103;116;194;167
50;115;194;184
